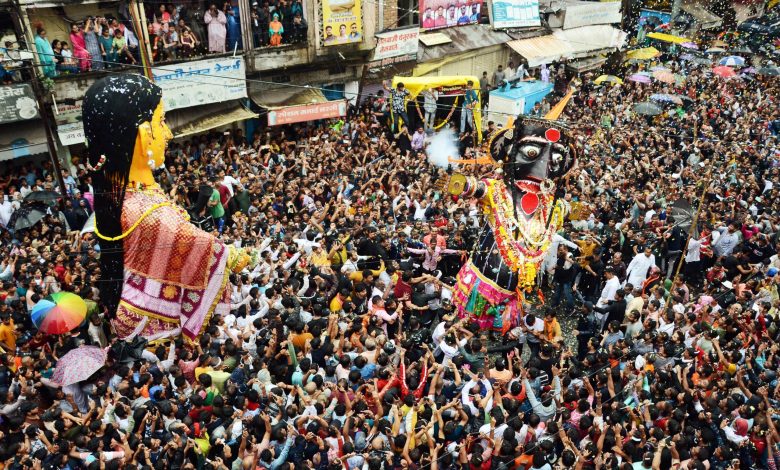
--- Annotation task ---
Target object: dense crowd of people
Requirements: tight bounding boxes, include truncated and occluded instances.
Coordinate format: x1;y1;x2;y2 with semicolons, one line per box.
4;30;780;470
32;0;308;77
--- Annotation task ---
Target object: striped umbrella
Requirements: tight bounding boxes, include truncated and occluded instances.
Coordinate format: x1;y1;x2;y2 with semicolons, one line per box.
719;56;745;67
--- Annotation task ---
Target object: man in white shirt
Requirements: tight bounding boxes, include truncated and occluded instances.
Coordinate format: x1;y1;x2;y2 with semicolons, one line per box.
625;246;656;289
597;268;621;309
522;313;545;358
712;222;740;258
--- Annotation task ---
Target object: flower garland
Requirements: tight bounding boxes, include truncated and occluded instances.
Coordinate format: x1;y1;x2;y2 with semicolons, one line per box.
414;97;459;130
484;179;564;288
95;201;174;241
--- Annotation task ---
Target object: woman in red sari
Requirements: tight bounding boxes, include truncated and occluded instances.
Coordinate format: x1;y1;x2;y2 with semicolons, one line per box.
69;23;91;71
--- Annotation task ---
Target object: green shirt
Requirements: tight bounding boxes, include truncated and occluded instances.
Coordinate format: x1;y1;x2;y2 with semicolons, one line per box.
209;189;225;218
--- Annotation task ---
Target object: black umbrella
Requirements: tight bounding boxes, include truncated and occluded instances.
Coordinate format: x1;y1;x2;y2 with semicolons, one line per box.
671;199;698;237
109;337;149;364
8;205;47;232
758;66;780;77
24;190;61;207
730;45;753;55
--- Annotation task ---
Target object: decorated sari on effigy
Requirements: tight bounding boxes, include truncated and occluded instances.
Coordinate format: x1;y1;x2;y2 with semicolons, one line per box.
111;186;231;341
452;179;565;332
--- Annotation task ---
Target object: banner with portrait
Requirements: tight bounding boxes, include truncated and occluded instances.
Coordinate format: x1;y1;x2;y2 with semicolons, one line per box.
321;0;364;46
419;0;483;31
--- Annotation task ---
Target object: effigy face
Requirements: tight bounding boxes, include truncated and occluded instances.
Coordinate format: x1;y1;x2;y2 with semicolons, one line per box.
490;117;576;189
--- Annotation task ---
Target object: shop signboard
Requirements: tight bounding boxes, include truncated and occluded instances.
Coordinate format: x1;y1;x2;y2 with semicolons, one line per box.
54;99;85;146
368;27;419;68
268;100;347;125
151;57;247;111
0;84;39;124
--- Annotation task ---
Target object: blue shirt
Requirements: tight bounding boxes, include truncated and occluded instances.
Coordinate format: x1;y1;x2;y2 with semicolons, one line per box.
464;89;478;107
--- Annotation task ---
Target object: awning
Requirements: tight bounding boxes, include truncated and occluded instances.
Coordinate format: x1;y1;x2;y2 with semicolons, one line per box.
417;24;512;63
249;87;329;110
681;3;722;29
507;26;626;67
552;25;627;58
566;55;608;72
168;101;257;139
0;120;49;161
506;35;572;67
647;32;691;44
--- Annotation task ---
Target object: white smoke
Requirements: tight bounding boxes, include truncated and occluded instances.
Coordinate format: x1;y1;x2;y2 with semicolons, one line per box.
426;128;459;169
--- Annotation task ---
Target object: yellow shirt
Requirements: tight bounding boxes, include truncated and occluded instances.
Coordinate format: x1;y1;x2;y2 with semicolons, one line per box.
0;320;17;350
330;295;344;313
310;250;331;267
348;262;385;283
194;366;213;383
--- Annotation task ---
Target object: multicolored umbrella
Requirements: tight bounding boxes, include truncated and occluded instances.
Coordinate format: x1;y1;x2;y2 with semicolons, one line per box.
719;56;746;67
712;66;737;78
594;74;623;85
628;73;652;84
31;292;87;335
653;70;675;84
51;346;107;386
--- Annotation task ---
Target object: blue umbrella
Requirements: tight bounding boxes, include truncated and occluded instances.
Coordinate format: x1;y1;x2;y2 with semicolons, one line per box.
719;56;745;67
650;94;683;105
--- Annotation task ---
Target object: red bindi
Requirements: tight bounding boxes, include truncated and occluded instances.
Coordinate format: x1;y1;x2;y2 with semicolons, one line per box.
545;128;561;143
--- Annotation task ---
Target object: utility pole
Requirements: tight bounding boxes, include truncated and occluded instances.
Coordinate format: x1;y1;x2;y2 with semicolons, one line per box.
10;0;67;197
671;0;682;25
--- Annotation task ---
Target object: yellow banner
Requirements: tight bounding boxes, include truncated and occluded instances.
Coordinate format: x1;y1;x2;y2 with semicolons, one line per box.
321;0;363;46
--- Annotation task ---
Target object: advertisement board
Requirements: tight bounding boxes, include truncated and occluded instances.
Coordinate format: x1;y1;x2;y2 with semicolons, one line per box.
490;0;540;29
151;57;247;111
369;27;419;67
321;0;364;46
562;1;621;29
0;84;39;124
420;0;483;31
268;100;347;125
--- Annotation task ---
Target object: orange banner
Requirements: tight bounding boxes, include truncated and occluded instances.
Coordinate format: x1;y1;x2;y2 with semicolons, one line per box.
267;100;347;126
